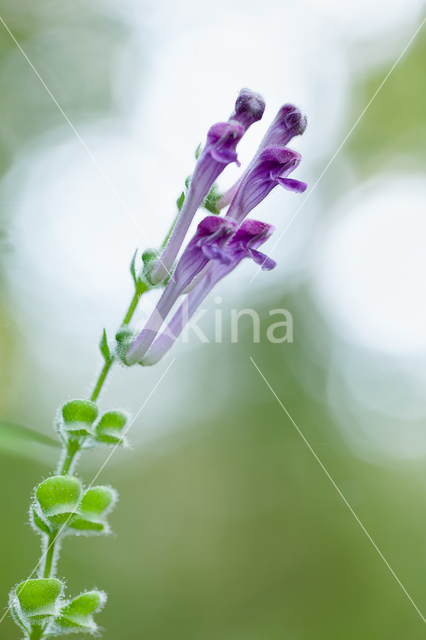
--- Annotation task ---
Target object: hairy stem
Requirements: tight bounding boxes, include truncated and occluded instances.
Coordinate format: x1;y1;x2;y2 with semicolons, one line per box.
122;283;147;326
90;283;147;403
90;359;113;403
60;439;80;475
43;532;58;579
38;283;148;584
29;625;44;640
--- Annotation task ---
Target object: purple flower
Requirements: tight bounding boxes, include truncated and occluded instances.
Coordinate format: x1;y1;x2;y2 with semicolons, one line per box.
218;103;307;209
126;216;237;364
229;88;266;132
139;219;276;366
150;89;265;285
259;103;307;148
226;146;307;224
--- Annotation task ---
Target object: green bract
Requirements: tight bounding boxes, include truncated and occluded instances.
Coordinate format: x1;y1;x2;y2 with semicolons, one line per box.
115;327;134;366
99;328;111;363
62;400;98;436
36;476;82;527
69;485;117;533
31;508;51;535
53;590;106;634
15;578;63;618
96;410;127;444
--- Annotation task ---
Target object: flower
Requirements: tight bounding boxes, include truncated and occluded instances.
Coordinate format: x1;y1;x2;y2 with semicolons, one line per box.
126;216;237;364
229;88;266;132
217;103;307;210
259;103;307;148
138;219;276;366
226;146;307;224
150;89;266;285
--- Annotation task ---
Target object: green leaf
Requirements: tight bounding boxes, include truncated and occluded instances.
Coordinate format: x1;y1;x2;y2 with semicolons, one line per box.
130;249;138;285
0;420;60;464
176;190;185;212
62;400;98;436
0;421;60;449
195;142;202;159
15;579;63;618
202;182;222;214
36;476;82;527
0;421;61;466
99;328;110;362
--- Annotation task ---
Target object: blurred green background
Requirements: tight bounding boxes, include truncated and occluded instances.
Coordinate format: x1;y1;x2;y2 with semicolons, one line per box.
1;1;426;638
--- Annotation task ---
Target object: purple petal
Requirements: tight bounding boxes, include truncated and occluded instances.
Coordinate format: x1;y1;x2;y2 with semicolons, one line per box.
201;244;233;264
226;147;303;223
275;176;307;193
248;249;277;271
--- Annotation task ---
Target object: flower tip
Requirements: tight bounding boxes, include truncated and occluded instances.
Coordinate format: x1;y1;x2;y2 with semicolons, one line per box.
277;104;307;136
230;88;266;131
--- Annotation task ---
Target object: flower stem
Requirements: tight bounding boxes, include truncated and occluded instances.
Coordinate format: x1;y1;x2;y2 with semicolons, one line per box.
90;359;113;403
29;624;44;640
43;532;58;578
122;283;147;326
60;439;80;475
90;283;147;403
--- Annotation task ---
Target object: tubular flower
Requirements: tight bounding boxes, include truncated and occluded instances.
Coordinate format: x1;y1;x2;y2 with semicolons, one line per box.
126;216;237;364
150;89;265;285
229;88;266;132
139;219;276;366
217;102;307;209
226;146;307;224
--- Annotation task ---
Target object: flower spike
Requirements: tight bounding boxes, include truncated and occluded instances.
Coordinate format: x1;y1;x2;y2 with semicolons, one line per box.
150;89;266;285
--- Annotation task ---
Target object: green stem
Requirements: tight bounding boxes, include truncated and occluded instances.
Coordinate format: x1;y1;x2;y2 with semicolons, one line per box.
122;284;147;326
90;359;113;403
90;283;147;404
29;624;44;640
60;439;80;475
43;532;58;579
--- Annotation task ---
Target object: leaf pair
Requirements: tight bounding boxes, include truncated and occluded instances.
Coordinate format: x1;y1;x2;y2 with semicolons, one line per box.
58;400;128;447
10;579;105;638
33;476;117;535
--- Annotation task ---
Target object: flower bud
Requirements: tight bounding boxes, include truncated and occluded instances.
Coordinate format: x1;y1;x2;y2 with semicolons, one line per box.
229;88;265;131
